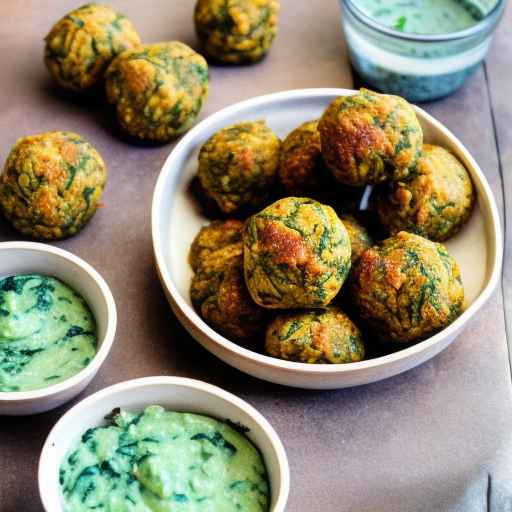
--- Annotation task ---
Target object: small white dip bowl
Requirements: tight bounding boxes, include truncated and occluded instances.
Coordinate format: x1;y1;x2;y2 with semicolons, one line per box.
38;376;290;511
152;88;502;389
0;241;117;415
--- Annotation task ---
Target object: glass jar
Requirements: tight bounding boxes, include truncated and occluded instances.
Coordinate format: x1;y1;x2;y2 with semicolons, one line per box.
340;0;507;102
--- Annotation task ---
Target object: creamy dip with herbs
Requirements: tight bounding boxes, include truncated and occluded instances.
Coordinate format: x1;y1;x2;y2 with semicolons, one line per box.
0;274;97;392
60;406;270;511
356;0;484;34
345;0;499;101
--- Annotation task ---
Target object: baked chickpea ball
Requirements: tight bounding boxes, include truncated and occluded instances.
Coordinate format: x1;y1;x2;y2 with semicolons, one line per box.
189;220;265;340
200;259;267;341
189;220;244;308
44;4;141;92
105;42;209;142
340;214;373;266
319;89;423;186
189;219;244;272
375;144;475;241
265;307;365;364
191;268;224;311
279;119;366;210
0;131;107;240
279;119;339;197
197;121;281;214
351;231;464;344
243;197;352;309
194;0;280;64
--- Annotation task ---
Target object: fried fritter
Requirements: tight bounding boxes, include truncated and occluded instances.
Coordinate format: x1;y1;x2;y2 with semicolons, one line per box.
45;4;140;91
197;121;280;214
319;89;422;186
351;231;464;343
265;307;365;363
194;0;279;64
375;144;474;241
0;131;107;240
243;197;351;308
105;42;209;142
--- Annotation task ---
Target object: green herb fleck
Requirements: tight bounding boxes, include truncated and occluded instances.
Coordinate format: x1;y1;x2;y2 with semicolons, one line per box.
394;16;407;31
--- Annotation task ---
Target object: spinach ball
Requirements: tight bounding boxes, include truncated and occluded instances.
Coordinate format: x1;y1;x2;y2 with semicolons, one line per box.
105;42;209;142
319;89;423;186
189;219;244;272
375;144;475;241
279;119;339;195
190;220;244;309
279;119;367;212
340;214;373;266
243;197;352;309
266;307;365;364
44;4;141;92
351;231;464;343
194;0;280;64
189;220;266;341
199;259;267;341
197;121;281;214
0;131;107;240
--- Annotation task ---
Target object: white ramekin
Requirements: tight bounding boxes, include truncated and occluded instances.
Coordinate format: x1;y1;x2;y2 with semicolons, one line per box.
39;376;290;511
0;241;117;415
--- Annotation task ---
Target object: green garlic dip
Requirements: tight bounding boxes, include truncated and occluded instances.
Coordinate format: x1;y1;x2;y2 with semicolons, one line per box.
0;274;97;392
355;0;488;34
60;406;270;511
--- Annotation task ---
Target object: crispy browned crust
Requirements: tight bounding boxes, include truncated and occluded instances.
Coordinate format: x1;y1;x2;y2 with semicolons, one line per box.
197;121;280;214
0;131;107;240
265;306;365;363
105;42;209;142
375;144;475;241
318;89;423;186
194;0;280;64
243;197;352;308
351;231;464;343
44;4;141;91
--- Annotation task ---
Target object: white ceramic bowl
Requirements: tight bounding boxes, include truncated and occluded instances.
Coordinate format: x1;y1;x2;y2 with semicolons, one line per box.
152;88;502;390
0;241;117;415
39;376;289;511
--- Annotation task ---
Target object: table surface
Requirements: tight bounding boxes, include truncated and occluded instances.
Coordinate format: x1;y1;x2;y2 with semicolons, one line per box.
1;1;511;511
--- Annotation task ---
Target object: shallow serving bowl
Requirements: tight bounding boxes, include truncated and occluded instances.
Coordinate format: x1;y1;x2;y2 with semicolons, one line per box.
152;88;502;390
0;241;117;415
39;376;290;511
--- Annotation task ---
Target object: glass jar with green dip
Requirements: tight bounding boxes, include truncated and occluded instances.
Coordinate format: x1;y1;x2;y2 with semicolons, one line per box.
340;0;506;101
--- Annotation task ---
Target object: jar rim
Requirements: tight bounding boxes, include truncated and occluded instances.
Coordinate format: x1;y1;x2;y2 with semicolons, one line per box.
342;0;507;42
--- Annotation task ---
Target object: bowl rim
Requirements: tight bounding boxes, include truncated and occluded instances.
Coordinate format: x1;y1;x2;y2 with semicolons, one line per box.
152;87;503;376
0;241;117;401
38;375;290;511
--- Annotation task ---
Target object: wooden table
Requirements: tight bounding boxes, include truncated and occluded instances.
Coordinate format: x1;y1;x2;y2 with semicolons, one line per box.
1;2;511;510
